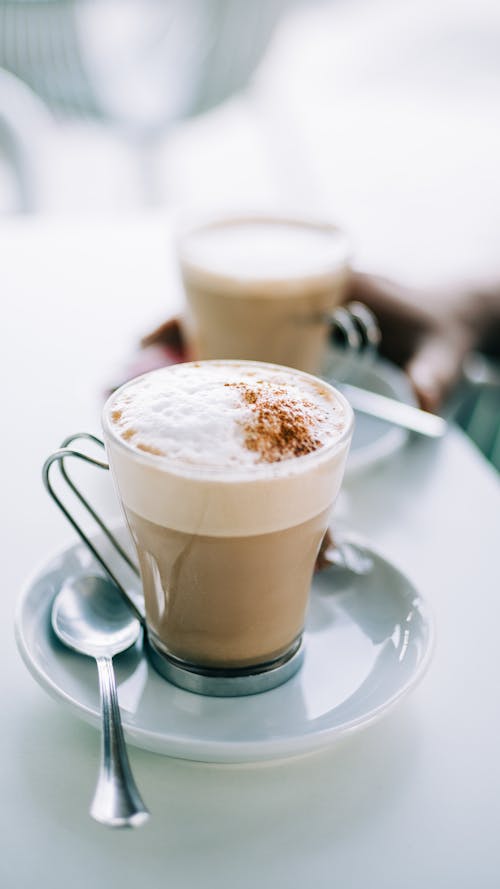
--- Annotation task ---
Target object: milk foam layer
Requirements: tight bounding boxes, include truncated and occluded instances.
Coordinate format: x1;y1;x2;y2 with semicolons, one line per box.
107;362;346;469
103;362;353;536
181;220;348;281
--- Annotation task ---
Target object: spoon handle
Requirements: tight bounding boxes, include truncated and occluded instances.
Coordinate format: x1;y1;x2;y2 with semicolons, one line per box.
90;656;149;828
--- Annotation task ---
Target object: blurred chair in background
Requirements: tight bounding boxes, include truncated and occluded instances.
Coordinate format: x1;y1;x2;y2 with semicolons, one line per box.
455;355;500;471
0;0;295;209
0;67;51;211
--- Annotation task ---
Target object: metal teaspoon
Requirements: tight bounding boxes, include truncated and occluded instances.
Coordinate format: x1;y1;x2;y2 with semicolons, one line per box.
51;575;149;828
339;382;447;438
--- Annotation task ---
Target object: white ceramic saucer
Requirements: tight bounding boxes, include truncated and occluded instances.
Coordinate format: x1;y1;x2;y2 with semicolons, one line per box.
16;532;433;764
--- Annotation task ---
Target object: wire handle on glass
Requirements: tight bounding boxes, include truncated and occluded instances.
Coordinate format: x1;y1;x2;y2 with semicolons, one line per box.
328;301;381;359
42;433;144;625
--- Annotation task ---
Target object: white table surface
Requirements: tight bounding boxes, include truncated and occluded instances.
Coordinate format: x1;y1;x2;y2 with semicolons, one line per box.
1;214;499;889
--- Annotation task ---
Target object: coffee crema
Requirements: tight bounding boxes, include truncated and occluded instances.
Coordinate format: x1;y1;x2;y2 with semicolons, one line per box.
108;362;346;468
104;362;351;538
180;219;349;284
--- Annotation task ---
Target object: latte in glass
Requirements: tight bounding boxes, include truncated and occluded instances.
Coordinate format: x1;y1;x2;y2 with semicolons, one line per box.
178;216;350;375
103;361;353;673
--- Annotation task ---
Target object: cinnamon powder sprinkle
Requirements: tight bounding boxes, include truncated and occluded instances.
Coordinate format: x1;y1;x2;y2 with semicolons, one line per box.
225;381;325;463
136;442;166;456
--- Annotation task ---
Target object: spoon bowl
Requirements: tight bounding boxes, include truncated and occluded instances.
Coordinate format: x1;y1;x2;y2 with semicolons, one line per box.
52;575;141;659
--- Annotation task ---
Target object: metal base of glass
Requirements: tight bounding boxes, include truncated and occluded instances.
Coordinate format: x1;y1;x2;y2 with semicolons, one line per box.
146;635;304;697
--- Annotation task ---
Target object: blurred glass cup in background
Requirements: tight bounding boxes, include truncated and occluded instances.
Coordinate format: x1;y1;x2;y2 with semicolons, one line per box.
178;214;352;375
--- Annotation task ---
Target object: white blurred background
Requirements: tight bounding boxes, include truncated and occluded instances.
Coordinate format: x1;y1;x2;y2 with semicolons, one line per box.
1;0;499;287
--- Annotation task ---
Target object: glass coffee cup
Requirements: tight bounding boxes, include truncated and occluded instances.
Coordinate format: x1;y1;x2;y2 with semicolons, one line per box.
44;360;353;696
177;215;355;376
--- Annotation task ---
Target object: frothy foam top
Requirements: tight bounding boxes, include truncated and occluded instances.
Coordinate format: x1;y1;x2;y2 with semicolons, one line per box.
106;362;347;472
180;220;349;281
